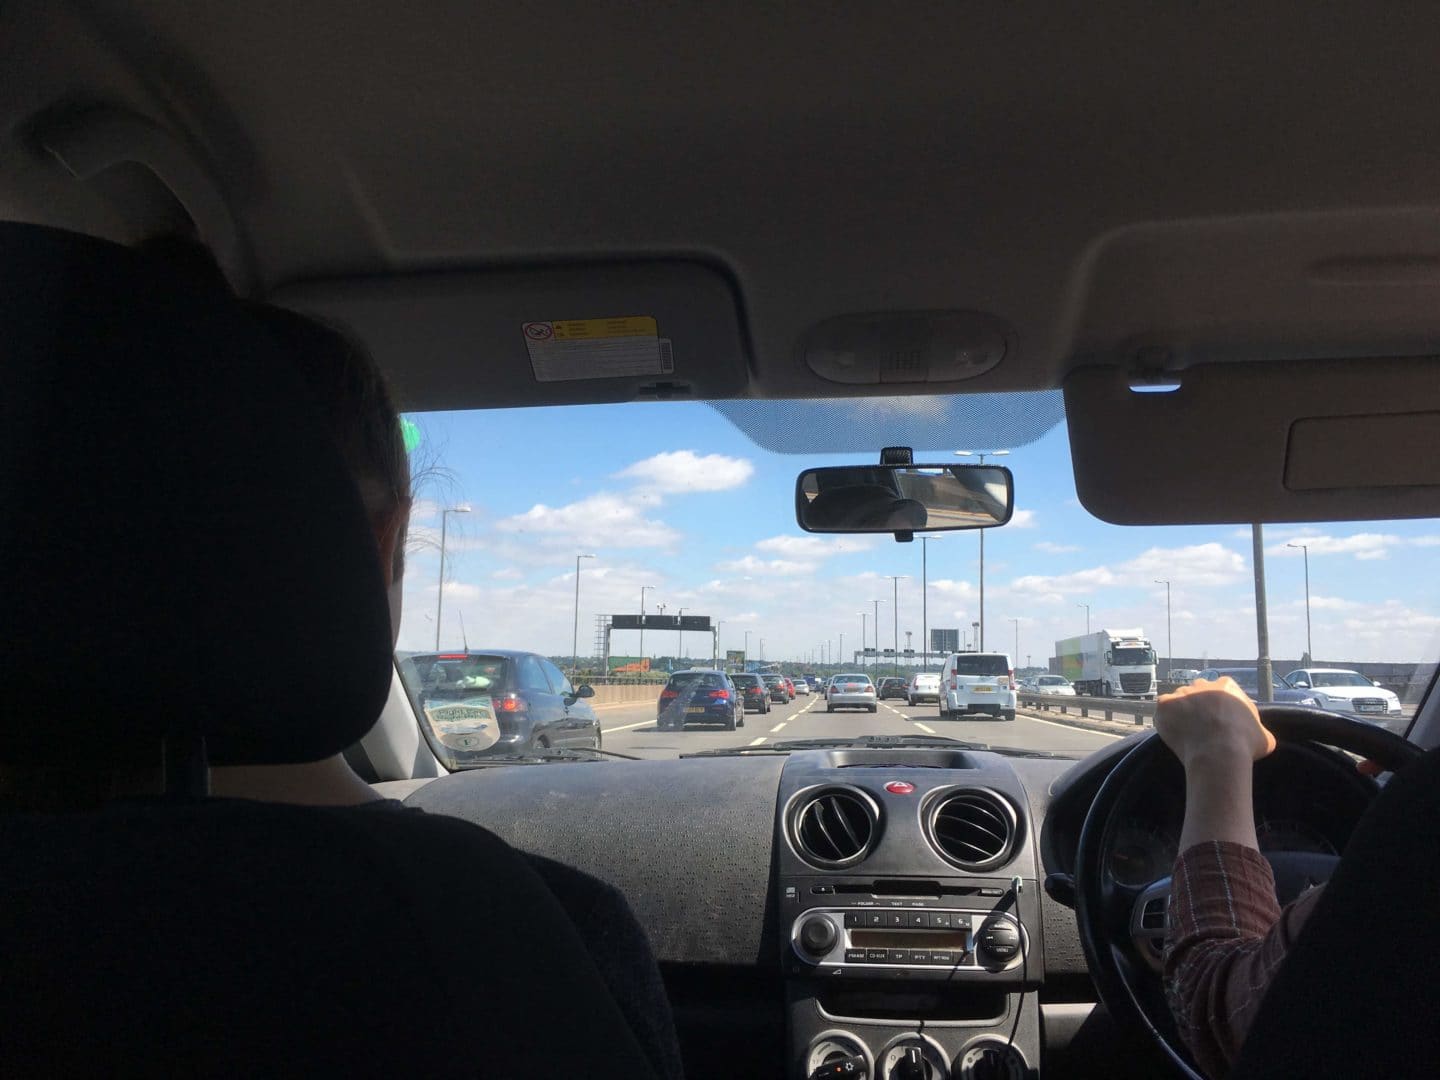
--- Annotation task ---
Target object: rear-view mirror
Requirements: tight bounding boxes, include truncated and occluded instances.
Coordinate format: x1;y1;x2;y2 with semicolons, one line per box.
795;464;1013;534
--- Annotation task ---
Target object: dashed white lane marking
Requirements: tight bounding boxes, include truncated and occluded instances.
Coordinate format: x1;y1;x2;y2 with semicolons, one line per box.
914;723;937;734
748;736;768;746
771;722;787;733
601;718;654;734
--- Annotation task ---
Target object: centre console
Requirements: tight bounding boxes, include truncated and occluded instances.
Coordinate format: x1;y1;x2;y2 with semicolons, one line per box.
776;749;1043;1080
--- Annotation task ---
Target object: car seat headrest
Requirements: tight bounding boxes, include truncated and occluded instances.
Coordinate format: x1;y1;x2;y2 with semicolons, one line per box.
0;223;394;767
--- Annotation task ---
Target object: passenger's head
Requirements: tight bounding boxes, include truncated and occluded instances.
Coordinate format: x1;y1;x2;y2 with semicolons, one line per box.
248;306;412;645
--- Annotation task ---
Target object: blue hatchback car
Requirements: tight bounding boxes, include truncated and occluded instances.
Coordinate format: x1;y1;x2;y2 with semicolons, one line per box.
657;669;745;731
1197;668;1323;708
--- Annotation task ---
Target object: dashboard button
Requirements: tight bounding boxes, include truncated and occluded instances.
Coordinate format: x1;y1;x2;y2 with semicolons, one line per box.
907;950;932;964
810;884;836;894
865;912;885;927
930;951;957;966
888;949;911;964
844;949;866;963
885;912;906;927
907;912;928;928
866;948;888;963
844;912;862;928
928;911;953;929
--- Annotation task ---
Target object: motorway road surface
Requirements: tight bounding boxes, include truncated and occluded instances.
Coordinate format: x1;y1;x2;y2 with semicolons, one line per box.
597;691;1121;761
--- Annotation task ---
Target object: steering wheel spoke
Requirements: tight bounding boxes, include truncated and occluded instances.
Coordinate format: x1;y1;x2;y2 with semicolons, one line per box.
1128;876;1171;972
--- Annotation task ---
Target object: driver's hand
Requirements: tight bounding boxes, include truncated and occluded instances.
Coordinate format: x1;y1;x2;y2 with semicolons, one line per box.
1154;677;1276;772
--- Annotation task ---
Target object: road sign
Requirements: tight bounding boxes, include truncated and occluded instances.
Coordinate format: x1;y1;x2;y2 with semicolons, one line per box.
726;649;746;666
902;649;916;657
610;614;642;630
931;628;960;653
680;614;712;631
862;647;878;656
882;648;896;656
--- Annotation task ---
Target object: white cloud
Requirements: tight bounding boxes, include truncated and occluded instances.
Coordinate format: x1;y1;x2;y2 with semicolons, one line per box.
1009;510;1037;528
1120;543;1247;587
754;535;878;558
1267;532;1440;561
715;555;814;576
1007;542;1246;597
494;492;680;549
614;450;754;493
1034;541;1080;554
491;568;523;581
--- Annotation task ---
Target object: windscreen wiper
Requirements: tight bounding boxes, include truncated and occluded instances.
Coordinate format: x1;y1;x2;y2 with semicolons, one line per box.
681;734;1071;759
456;746;639;767
682;734;991;758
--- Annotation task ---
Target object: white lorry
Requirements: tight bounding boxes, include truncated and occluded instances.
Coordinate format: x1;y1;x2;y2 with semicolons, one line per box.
1054;629;1158;699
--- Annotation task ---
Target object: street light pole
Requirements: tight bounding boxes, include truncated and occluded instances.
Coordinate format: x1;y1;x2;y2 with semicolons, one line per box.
858;612;867;671
571;554;595;674
954;450;1010;649
837;634;843;668
872;599;884;676
1287;543;1313;662
639;585;655;670
1253;525;1273;703
1010;617;1019;668
714;620;724;666
1077;603;1091;635
435;505;471;650
676;607;687;663
920;535;942;672
1154;579;1172;678
743;629;751;666
887;575;907;676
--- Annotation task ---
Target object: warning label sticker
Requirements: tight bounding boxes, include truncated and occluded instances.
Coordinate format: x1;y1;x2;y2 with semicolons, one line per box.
524;316;674;382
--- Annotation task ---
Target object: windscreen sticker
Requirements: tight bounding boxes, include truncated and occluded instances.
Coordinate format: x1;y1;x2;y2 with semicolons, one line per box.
422;695;500;752
523;316;674;382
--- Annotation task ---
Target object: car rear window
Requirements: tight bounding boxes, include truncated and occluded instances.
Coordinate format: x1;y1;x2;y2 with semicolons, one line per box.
950;654;1010;676
732;674;760;687
670;672;726;689
406;654;509;690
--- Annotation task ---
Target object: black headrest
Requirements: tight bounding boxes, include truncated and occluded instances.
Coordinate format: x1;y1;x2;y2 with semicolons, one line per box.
0;223;394;766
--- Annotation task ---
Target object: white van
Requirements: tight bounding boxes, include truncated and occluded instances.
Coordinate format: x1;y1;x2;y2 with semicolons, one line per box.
939;652;1017;721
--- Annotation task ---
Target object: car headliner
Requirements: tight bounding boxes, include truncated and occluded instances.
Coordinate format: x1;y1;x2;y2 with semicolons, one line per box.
6;3;1440;520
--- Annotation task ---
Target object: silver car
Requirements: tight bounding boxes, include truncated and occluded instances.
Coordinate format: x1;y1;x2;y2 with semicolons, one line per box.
826;673;877;713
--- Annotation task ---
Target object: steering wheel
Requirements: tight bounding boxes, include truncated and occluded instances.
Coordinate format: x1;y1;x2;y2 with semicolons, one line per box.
1074;706;1422;1078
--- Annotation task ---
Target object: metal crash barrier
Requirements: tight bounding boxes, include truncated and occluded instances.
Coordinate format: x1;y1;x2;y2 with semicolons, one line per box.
1018;691;1156;726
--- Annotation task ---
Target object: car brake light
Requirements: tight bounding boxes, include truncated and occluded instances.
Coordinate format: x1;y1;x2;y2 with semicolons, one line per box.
709;689;730;700
1009;671;1017;691
496;694;526;712
660;689;678;700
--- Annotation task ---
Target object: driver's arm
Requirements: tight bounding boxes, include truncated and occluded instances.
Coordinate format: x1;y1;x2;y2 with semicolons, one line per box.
1156;679;1326;1078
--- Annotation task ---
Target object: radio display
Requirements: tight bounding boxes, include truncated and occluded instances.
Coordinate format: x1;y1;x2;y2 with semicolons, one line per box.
849;929;971;952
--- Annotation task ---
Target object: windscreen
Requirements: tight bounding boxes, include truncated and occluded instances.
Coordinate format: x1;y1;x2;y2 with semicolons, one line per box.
393;391;1435;767
1310;672;1371;688
1113;647;1157;666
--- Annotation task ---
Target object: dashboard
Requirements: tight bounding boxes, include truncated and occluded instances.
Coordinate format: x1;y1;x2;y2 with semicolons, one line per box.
399;735;1377;1080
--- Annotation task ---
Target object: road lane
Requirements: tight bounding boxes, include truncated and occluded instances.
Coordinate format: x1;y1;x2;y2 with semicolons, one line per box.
602;690;1119;760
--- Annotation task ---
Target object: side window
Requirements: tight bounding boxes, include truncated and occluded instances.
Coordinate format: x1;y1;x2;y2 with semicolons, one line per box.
540;658;573;696
518;656;552;693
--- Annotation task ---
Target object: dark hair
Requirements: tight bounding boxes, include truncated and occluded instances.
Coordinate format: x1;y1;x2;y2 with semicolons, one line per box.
248;306;411;576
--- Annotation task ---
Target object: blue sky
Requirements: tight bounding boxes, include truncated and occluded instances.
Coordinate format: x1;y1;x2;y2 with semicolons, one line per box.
396;398;1440;666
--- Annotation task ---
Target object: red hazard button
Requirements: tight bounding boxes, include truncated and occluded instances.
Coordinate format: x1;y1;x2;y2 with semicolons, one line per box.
884;781;916;795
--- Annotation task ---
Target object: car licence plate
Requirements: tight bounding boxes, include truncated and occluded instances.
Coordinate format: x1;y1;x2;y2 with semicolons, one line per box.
687;706;708;714
972;685;993;693
1357;703;1383;712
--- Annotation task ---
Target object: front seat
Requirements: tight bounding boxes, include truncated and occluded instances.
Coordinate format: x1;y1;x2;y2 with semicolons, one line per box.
0;223;660;1078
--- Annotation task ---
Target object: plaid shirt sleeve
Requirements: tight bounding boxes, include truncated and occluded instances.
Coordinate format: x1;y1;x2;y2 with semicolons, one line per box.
1162;841;1325;1078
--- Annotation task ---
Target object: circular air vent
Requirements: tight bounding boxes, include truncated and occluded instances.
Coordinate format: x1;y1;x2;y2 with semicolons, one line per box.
791;788;878;868
927;790;1018;871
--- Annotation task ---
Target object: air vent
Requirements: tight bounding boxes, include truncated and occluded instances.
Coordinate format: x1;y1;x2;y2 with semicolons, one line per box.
928;790;1017;871
792;788;877;868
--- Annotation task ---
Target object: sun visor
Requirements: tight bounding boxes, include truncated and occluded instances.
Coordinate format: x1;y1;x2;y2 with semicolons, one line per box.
1065;358;1440;525
271;261;748;411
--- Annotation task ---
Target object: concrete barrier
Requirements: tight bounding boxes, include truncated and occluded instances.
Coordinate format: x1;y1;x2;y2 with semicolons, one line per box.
587;682;663;707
